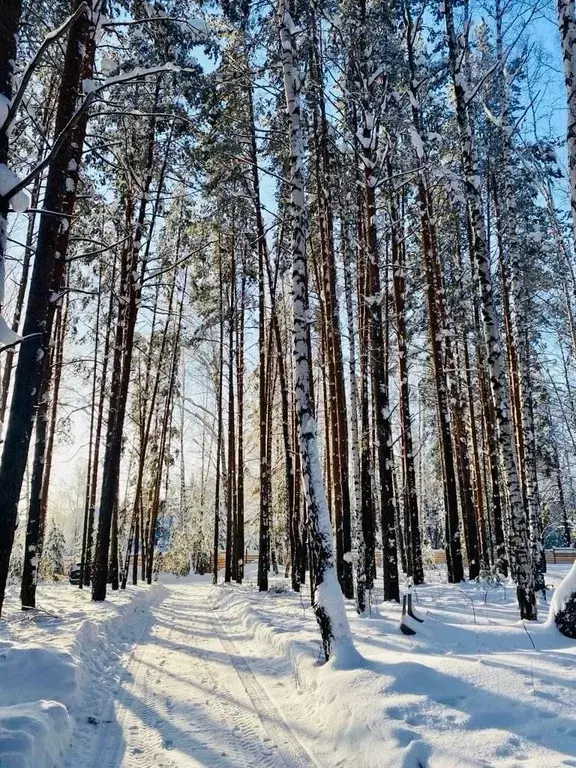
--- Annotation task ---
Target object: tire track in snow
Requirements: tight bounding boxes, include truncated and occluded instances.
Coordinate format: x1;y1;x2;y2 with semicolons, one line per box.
210;604;318;768
88;606;167;768
86;584;313;767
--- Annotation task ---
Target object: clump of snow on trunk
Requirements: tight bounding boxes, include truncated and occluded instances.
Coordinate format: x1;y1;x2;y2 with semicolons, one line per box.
547;560;576;638
0;316;21;347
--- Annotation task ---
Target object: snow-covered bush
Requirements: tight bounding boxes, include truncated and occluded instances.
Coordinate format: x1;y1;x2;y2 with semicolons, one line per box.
549;560;576;638
39;524;66;581
161;529;191;576
421;542;437;570
7;542;23;585
269;583;288;594
475;565;503;590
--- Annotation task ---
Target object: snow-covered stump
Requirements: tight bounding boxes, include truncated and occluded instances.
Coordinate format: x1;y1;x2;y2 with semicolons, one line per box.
549;560;576;638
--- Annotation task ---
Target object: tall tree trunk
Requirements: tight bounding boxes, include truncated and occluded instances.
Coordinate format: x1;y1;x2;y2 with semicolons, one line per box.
235;249;246;583
82;252;117;587
351;0;400;600
80;265;102;589
0;1;101;614
445;0;535;618
0;90;53;428
20;308;60;609
0;0;22;331
213;254;225;584
558;0;576;255
403;2;463;582
146;271;186;584
389;176;423;585
279;1;356;661
109;500;119;591
93;86;167;601
309;15;353;598
225;251;236;584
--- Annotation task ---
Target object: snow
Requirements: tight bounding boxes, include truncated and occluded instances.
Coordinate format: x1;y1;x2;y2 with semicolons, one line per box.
0;164;29;211
190;18;209;35
547;558;576;624
0;643;78;707
0;164;19;196
212;564;576;767
9;189;29;213
0;701;71;768
99;57;117;76
0;316;21;347
0;566;574;766
0;94;10;129
82;78;97;94
0;643;75;767
0;581;167;768
409;126;424;159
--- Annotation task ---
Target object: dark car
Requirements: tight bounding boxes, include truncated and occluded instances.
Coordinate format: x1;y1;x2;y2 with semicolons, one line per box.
69;563;82;585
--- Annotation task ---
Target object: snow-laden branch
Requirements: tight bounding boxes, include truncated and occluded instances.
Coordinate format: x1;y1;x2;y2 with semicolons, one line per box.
2;2;89;135
0;329;42;355
0;63;191;202
102;16;209;41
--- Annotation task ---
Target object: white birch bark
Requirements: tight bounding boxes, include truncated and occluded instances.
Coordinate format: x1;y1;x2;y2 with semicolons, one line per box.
558;0;576;253
341;225;361;533
279;0;357;663
444;0;536;619
495;4;545;594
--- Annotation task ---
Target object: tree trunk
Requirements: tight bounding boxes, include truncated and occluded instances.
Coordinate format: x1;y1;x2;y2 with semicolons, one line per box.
279;1;356;661
444;0;536;619
0;0;23;331
213;254;225;584
109;500;119;591
389;176;423;586
225;252;236;584
0;1;100;614
93;85;167;601
558;0;576;255
235;249;246;583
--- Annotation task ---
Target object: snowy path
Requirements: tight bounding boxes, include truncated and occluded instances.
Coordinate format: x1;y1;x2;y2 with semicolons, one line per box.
84;582;317;768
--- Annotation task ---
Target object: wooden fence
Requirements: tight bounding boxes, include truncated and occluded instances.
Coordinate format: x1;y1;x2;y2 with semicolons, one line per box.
430;549;575;566
209;548;576;573
209;551;259;572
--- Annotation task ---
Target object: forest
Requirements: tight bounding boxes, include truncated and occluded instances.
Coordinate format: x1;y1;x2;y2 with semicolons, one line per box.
1;0;576;764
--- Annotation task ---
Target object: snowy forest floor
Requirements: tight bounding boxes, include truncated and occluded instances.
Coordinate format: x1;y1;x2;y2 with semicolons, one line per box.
0;566;575;768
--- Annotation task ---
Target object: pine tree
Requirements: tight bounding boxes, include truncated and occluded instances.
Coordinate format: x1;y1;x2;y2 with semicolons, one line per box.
38;523;66;583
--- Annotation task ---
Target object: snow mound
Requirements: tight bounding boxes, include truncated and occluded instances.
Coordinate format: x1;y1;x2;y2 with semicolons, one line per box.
547;559;576;638
0;642;75;763
0;582;169;767
0;700;72;768
0;642;79;708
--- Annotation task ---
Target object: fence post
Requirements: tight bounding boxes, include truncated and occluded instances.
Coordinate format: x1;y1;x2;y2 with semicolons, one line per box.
553;548;556;564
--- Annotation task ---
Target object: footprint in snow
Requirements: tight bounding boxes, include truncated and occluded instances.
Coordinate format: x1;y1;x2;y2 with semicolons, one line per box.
391;727;419;747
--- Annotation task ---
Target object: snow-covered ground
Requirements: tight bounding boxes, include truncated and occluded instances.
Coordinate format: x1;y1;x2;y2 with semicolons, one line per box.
0;566;575;767
0;580;168;767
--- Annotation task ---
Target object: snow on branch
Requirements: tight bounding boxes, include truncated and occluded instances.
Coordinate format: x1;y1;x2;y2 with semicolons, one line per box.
2;2;89;135
1;63;191;202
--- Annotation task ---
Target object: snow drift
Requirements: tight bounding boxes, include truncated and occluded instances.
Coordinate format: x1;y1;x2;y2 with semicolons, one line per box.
547;559;576;638
0;643;76;768
0;582;168;768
